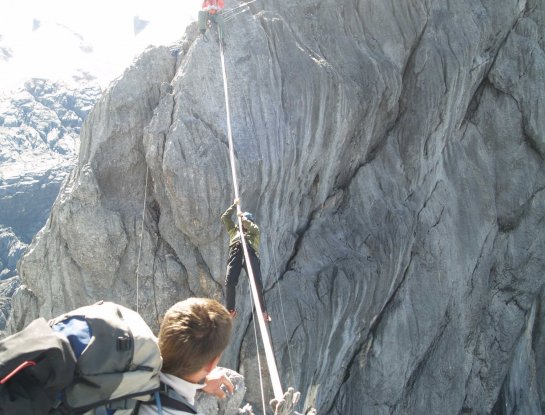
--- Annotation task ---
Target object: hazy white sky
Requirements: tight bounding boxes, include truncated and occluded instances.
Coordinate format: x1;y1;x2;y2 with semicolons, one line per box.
0;0;201;93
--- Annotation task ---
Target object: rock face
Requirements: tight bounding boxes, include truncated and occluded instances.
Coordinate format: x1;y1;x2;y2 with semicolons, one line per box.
196;369;250;415
0;79;101;279
7;0;545;414
0;227;25;280
0;276;19;332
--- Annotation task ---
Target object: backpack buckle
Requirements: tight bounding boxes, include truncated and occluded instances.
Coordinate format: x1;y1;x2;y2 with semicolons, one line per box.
116;336;132;351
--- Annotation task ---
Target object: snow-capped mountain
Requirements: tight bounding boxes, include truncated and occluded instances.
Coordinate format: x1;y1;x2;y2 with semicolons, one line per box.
0;1;198;94
0;17;101;93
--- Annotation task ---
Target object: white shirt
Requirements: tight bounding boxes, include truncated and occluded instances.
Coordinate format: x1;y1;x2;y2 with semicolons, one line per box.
138;372;203;415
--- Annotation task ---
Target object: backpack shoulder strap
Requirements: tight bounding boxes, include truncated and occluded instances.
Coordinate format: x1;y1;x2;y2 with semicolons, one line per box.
159;393;198;413
137;382;198;414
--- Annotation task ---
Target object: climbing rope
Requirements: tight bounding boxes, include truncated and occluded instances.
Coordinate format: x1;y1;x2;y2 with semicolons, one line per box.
248;291;268;415
135;165;150;314
222;0;257;21
218;39;284;402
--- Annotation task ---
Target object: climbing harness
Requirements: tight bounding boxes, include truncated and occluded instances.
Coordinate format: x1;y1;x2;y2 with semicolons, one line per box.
218;39;284;402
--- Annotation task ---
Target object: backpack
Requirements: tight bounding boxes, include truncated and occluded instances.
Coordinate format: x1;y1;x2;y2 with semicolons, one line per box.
0;317;76;414
0;301;165;414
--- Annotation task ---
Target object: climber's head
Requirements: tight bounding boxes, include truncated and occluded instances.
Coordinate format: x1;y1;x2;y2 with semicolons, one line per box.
242;212;255;223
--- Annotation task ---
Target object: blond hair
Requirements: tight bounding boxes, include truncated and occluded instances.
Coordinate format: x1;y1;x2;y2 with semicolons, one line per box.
158;298;232;378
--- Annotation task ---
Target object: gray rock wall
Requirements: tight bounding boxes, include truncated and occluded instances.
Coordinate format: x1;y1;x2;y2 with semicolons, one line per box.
0;276;20;332
8;0;545;414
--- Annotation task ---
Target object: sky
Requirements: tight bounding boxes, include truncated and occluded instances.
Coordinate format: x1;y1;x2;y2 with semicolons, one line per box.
0;0;201;93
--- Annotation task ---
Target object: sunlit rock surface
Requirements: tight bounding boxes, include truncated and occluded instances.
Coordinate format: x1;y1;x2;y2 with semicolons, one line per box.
8;1;545;413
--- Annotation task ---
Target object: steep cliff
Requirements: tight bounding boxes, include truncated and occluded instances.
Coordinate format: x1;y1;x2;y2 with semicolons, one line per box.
8;0;545;414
